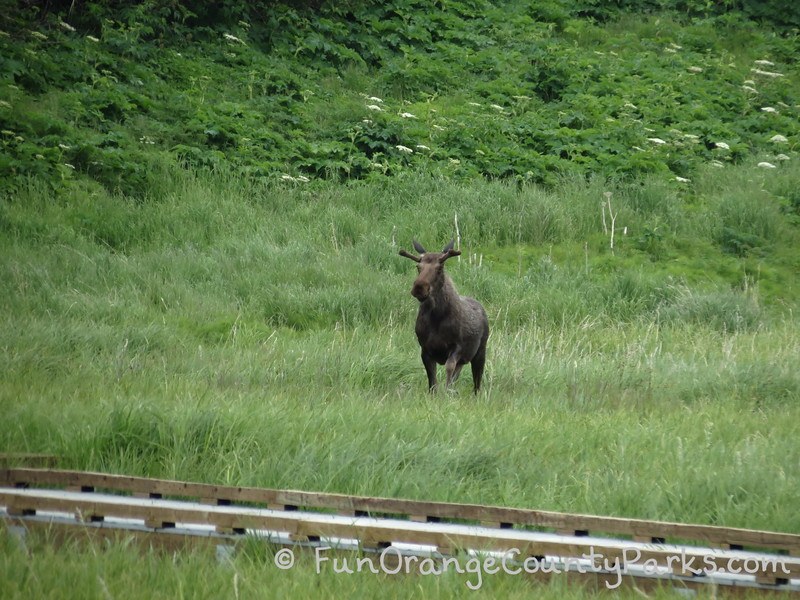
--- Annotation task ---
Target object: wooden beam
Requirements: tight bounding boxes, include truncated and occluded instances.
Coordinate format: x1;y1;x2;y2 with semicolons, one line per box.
2;488;798;583
2;468;798;555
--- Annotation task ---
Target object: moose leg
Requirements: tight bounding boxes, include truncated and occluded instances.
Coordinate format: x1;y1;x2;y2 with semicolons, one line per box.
421;351;438;391
445;353;464;389
471;344;486;393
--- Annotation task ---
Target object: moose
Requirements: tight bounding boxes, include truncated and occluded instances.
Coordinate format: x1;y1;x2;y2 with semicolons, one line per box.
399;239;489;393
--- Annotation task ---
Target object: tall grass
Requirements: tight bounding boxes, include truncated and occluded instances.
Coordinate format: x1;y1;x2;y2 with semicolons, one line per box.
1;162;799;596
5;530;746;600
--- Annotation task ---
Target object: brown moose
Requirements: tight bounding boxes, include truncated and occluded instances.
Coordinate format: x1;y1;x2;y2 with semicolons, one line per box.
399;240;489;393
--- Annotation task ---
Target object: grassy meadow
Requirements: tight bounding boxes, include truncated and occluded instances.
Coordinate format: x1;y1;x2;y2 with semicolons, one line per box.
2;0;800;596
2;163;800;597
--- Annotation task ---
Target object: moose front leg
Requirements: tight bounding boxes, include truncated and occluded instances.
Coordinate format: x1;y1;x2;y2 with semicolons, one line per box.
421;351;438;391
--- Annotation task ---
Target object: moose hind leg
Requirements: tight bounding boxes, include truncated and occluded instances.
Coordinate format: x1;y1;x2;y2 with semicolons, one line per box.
471;346;486;393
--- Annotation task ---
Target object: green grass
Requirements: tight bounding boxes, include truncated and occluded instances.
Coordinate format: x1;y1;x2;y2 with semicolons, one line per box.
2;169;799;567
9;530;774;600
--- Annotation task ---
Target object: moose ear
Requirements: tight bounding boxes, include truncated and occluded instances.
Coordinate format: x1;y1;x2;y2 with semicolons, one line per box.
412;239;427;254
442;239;455;253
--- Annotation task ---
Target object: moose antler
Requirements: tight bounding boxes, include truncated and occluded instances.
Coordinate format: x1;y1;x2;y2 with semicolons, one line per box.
440;249;461;262
399;249;421;262
440;239;461;261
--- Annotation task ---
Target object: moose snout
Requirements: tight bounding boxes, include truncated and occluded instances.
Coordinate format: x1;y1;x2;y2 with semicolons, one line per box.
411;282;430;301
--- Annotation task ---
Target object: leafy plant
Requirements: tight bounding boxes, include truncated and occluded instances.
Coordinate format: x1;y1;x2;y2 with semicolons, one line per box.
1;0;798;195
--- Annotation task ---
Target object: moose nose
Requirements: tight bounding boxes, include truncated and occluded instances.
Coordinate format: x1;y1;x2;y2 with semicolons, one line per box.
411;283;429;301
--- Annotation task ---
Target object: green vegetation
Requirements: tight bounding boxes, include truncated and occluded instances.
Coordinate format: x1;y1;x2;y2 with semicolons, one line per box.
2;0;799;191
1;0;799;597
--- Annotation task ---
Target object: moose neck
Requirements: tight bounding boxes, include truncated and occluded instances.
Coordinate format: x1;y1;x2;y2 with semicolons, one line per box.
424;274;460;317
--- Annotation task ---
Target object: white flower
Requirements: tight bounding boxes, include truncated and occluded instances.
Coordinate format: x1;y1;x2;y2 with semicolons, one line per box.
623;102;638;110
743;79;756;86
367;96;383;103
675;176;691;183
296;175;310;182
770;135;788;143
754;59;774;66
366;104;383;112
683;134;700;140
362;119;372;125
670;43;683;50
63;163;75;169
58;143;71;150
710;160;725;168
35;154;44;160
0;100;10;109
468;102;481;107
224;33;245;44
761;107;778;113
415;144;430;150
399;112;416;119
775;154;790;161
395;145;413;154
647;138;667;145
742;85;758;93
59;21;76;32
432;125;445;131
449;158;461;165
86;35;100;42
714;142;730;150
664;47;677;53
280;174;296;181
30;31;48;41
751;68;784;78
490;104;505;111
687;66;703;73
757;162;776;169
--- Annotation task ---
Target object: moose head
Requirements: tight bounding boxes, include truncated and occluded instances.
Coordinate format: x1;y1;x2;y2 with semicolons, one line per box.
399;239;461;302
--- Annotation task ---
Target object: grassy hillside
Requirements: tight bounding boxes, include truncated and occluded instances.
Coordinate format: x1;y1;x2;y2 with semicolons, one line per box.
1;1;799;598
2;0;799;191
